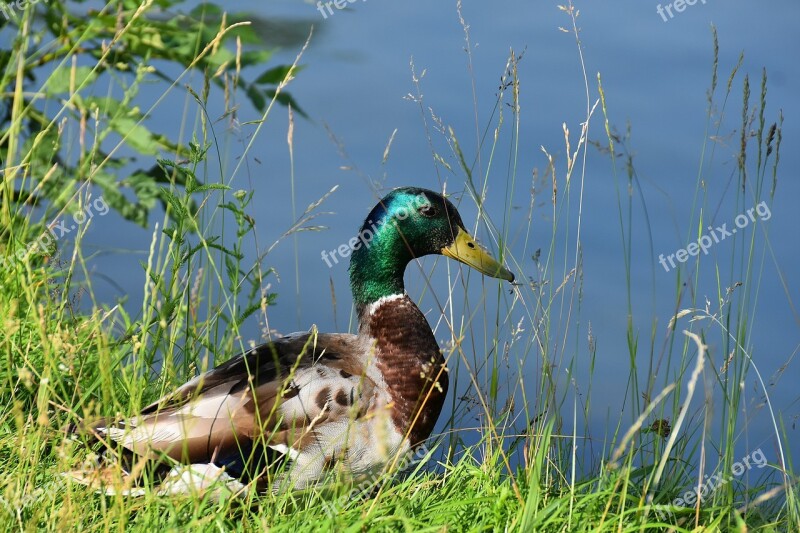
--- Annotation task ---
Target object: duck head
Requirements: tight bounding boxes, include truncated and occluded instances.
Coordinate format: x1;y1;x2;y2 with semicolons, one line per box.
348;187;514;313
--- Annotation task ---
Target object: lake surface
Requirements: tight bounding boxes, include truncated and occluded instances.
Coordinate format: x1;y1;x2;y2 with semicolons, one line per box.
80;0;800;478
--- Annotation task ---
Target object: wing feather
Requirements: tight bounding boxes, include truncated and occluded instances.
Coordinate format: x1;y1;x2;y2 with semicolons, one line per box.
92;332;376;472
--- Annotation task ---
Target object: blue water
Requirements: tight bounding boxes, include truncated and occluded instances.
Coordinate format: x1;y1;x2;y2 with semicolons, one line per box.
78;0;799;489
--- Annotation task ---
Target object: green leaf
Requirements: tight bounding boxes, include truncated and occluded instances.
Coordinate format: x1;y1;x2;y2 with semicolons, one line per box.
238;50;274;67
255;65;303;86
246;84;266;112
264;88;306;117
204;47;236;69
110;116;160;156
159;188;188;219
91;171;150;226
44;66;97;96
192;183;231;193
122;172;162;212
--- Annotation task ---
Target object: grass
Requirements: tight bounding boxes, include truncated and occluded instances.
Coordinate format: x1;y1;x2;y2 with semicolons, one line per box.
1;0;798;531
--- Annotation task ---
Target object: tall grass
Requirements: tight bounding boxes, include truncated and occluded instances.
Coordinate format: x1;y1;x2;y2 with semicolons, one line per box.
0;1;797;531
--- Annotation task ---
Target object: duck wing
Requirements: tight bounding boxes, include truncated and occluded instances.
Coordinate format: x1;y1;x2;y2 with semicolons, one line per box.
90;331;376;483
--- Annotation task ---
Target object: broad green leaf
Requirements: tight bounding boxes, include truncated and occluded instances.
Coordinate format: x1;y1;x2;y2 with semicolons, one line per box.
44;66;97;96
255;64;303;86
109;116;160;156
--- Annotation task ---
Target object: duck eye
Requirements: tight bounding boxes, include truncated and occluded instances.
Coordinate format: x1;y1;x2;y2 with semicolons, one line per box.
418;204;437;218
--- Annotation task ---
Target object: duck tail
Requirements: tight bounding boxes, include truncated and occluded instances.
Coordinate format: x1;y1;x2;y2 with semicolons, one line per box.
64;417;248;498
63;415;155;495
62;462;246;498
61;465;145;496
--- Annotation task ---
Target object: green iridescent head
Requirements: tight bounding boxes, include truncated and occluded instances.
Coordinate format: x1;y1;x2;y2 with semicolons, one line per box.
348;187;514;311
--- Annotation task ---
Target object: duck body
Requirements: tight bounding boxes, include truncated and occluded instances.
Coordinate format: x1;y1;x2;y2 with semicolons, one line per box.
72;187;512;494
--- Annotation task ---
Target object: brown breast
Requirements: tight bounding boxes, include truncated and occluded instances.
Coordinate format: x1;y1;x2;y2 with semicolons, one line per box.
361;295;449;446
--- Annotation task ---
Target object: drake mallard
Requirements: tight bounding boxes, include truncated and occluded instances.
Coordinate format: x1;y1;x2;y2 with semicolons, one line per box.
70;187;514;495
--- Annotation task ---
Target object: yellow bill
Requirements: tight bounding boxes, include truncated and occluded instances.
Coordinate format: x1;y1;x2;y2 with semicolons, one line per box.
442;227;514;282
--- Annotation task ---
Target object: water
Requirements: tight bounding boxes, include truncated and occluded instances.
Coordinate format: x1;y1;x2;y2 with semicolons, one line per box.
79;0;799;481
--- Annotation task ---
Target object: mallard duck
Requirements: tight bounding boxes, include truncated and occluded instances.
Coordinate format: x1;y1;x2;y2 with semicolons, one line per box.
69;187;514;495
